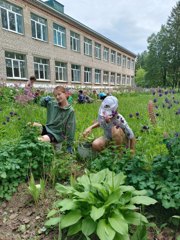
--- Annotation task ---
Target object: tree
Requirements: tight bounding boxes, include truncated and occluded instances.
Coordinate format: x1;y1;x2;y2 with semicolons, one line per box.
135;67;147;87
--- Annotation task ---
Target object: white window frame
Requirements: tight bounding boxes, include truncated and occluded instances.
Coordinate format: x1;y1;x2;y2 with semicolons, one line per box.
0;1;23;34
131;59;135;70
110;72;115;85
127;75;130;85
55;61;67;81
117;74;121;85
95;42;101;59
117;53;121;65
34;57;49;80
127;58;130;69
95;69;101;84
53;23;66;48
111;50;116;64
122;75;126;85
84;67;92;83
103;47;109;62
71;64;80;82
122;55;126;68
31;13;47;41
84;37;92;56
70;31;80;52
103;71;109;84
5;51;26;79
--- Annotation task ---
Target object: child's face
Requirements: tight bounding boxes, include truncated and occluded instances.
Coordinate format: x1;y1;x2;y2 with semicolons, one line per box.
54;90;67;104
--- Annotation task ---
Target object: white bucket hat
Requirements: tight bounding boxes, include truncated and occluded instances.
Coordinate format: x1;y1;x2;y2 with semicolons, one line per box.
99;96;118;116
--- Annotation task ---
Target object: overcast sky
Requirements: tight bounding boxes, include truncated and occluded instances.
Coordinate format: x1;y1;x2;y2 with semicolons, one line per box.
44;0;178;55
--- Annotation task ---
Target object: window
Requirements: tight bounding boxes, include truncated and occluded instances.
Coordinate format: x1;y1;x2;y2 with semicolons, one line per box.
103;47;109;61
95;69;101;84
84;37;92;56
53;23;66;48
5;51;26;78
0;0;23;33
122;55;126;68
95;42;101;59
122;75;126;85
34;57;49;80
111;50;116;64
84;67;92;83
131;76;134;85
70;31;80;52
117;74;121;85
55;61;67;81
127;58;130;69
71;64;80;82
127;75;130;85
103;71;109;84
110;72;115;85
117;53;121;65
31;13;47;41
131;59;135;70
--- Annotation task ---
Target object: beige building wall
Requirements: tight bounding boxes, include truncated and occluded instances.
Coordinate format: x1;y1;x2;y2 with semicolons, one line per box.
0;0;136;89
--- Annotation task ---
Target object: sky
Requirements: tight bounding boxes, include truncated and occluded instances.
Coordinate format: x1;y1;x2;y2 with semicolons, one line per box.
43;0;178;55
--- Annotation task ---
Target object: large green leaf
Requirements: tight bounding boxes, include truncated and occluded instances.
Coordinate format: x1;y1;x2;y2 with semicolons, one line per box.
90;206;105;221
47;209;59;218
114;233;130;240
97;219;116;240
113;172;126;187
120;186;135;193
122;211;148;225
108;213;128;235
89;169;106;184
60;210;82;229
131;196;157;206
82;217;96;236
55;183;74;195
77;175;90;190
131;224;147;240
105;189;121;207
45;217;60;227
57;198;76;211
67;220;82;236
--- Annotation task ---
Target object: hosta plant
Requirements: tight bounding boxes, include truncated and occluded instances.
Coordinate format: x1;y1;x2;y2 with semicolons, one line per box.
45;168;157;240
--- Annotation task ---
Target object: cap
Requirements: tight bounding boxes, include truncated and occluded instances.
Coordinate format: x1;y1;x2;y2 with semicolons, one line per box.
99;96;118;116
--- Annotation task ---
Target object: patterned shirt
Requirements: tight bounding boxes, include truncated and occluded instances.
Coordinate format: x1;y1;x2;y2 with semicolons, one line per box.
98;113;134;140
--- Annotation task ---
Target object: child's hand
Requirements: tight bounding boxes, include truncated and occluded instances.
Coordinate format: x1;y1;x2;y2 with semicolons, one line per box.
83;127;92;138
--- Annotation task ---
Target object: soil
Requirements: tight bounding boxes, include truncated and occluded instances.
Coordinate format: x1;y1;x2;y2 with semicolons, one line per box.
0;183;179;240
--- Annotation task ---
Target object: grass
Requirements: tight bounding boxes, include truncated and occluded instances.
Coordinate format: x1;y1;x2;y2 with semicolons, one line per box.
0;89;180;162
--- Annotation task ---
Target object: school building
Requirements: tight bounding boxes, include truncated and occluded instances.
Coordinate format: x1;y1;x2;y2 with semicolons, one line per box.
0;0;136;89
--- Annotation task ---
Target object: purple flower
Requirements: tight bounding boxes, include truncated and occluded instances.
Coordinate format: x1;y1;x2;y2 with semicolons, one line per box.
155;113;160;117
153;98;157;103
129;114;133;118
136;112;140;116
159;93;162;97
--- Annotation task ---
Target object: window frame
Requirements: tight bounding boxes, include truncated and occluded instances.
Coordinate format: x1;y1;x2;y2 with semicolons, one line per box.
0;1;24;34
103;47;109;62
31;13;48;42
5;51;26;79
94;42;101;59
95;69;101;84
55;61;67;82
70;31;80;52
34;57;49;80
84;67;92;83
71;64;80;82
53;23;66;48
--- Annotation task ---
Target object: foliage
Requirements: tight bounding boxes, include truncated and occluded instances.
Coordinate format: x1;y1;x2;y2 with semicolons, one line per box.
136;1;180;89
135;67;147;87
45;168;157;240
90;136;180;209
0;126;53;201
28;173;46;205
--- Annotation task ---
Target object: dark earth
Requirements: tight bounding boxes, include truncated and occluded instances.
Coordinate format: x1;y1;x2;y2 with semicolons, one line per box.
0;184;179;240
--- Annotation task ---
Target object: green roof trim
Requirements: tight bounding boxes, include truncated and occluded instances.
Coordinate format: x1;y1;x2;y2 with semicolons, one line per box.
44;0;64;13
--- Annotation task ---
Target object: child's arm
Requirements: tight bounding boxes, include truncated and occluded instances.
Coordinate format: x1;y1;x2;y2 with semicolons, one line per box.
83;121;100;137
40;96;52;107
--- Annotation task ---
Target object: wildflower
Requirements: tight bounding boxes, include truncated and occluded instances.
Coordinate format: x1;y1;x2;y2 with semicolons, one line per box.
155;113;160;117
136;112;140;116
155;105;158;109
159;93;162;97
174;132;179;137
153;98;157;103
2;122;6;125
129;113;133;118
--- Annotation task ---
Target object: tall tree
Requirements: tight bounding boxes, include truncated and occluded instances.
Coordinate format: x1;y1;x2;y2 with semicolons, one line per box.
166;1;180;89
